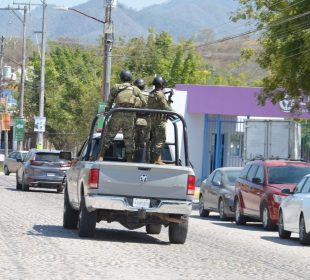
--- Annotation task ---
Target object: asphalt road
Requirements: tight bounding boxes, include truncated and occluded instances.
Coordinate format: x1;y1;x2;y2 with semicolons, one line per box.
0;173;309;280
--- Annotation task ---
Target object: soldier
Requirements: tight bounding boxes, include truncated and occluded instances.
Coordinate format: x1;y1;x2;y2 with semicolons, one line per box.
148;75;172;164
133;78;150;162
101;70;146;162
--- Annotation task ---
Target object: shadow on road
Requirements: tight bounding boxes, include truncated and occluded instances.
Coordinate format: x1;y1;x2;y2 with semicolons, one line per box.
28;224;170;245
261;236;302;247
5;188;62;195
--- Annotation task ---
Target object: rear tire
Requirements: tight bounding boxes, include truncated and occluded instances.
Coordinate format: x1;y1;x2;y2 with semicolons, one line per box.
278;211;291;239
22;174;29;192
299;215;310;245
16;173;22;190
57;185;64;193
234;198;246;225
78;194;97;238
169;218;189;244
146;224;162;234
261;203;277;231
63;186;79;229
199;195;210;217
4;165;10;176
218;198;228;221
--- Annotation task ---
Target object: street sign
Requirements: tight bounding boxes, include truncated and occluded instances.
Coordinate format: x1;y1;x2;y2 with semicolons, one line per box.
34;116;46;132
14;117;25;141
97;102;106;130
1;113;11;131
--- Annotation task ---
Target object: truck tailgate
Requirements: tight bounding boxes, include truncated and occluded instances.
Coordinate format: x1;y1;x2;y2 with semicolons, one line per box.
98;162;192;200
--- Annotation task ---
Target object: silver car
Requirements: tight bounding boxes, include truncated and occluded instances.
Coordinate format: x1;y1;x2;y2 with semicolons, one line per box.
3;151;28;175
199;167;243;220
16;149;71;193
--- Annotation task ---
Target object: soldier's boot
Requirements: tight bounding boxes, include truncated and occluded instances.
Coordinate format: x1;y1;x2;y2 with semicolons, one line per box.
154;154;165;165
127;152;134;162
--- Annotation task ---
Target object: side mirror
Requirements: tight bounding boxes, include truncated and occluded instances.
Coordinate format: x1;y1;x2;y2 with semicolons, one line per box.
282;188;293;195
252;177;261;184
16;158;23;163
60;151;72;161
214;180;222;187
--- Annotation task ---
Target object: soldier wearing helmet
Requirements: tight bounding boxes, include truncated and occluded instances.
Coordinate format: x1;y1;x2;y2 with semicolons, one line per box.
133;78;151;162
148;75;172;164
101;70;146;162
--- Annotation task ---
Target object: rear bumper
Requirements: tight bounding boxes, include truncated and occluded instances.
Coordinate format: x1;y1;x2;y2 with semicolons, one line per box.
27;176;64;188
85;195;192;215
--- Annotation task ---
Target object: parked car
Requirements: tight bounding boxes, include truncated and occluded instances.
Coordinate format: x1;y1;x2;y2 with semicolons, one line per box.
278;174;310;245
16;149;71;193
199;167;243;220
3;151;28;175
234;159;310;230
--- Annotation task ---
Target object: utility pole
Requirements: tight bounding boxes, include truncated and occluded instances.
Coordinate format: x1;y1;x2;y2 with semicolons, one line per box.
0;5;28;150
0;36;4;153
102;0;115;102
4;96;8;158
36;0;47;149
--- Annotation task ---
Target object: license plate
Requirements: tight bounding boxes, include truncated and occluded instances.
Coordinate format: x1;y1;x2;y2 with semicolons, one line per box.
46;173;55;177
133;198;150;209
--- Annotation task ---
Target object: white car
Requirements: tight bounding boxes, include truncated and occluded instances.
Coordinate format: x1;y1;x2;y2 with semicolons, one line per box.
278;174;310;245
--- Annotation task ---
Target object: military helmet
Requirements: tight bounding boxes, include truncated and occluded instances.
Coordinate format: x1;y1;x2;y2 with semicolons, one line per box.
152;75;165;88
133;78;146;90
120;70;132;82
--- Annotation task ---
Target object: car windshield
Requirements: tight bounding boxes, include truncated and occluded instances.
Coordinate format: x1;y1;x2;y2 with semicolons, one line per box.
35;153;62;162
226;170;242;184
267;166;310;184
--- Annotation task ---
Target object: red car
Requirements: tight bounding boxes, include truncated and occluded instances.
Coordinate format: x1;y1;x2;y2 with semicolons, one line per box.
234;159;310;230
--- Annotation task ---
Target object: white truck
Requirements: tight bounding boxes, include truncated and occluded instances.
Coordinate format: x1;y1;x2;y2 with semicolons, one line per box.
244;119;301;161
62;108;195;244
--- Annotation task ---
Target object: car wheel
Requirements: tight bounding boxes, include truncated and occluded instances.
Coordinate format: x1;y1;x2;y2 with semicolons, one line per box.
146;224;162;235
16;173;22;190
168;218;189;244
21;174;29;192
261;203;276;231
299;215;310;245
199;195;210;217
57;185;64;193
63;186;79;229
218;198;228;221
78;194;97;238
234;198;246;225
4;165;10;176
278;210;291;239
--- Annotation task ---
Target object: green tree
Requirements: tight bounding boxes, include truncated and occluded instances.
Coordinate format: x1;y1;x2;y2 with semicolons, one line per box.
233;0;310;109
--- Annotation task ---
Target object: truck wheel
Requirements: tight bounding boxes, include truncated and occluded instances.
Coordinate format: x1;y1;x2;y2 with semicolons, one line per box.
16;174;22;190
63;186;79;229
22;174;29;192
299;215;310;245
169;218;188;244
78;195;97;238
4;165;10;176
218;198;228;221
146;224;162;234
261;203;276;231
199;195;210;217
57;185;64;193
278;211;291;239
234;199;246;225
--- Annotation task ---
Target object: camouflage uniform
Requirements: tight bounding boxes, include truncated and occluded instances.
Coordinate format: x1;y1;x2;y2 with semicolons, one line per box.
148;89;172;161
102;83;146;160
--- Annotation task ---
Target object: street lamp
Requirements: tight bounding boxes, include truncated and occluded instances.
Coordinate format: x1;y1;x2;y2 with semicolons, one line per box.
55;2;115;103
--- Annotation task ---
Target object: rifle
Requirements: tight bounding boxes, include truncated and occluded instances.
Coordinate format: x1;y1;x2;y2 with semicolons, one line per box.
163;88;174;104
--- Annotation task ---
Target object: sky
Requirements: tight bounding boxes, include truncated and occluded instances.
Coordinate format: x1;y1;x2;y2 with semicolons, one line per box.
0;0;167;10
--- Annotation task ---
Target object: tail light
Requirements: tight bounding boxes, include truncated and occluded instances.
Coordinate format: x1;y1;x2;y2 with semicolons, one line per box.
29;160;43;166
187;175;196;195
88;168;99;189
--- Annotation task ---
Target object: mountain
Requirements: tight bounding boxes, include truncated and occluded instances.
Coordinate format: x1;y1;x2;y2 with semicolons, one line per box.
0;0;242;43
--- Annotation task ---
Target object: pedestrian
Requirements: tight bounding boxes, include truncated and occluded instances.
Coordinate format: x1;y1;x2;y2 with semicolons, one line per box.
133;78;150;162
148;75;172;164
101;70;146;162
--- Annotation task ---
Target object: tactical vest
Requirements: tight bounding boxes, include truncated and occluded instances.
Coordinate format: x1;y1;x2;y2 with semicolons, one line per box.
115;86;136;105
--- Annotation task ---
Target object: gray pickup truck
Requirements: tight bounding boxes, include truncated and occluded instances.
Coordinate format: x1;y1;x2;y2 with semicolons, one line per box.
63;108;195;244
